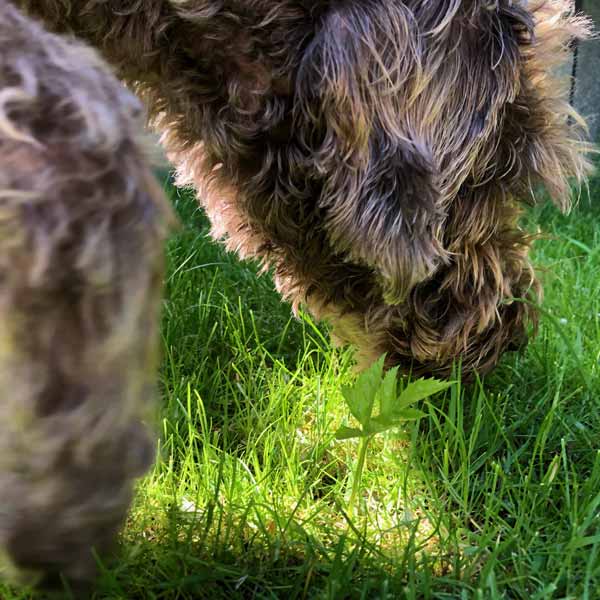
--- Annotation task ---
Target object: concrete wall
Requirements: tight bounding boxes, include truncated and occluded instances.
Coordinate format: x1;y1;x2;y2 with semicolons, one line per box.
574;0;600;142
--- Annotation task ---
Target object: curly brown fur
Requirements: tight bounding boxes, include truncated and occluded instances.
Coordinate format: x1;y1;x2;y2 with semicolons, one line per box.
0;0;173;586
18;0;592;378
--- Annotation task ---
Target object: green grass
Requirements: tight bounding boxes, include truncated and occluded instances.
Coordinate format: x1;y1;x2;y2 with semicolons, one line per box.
5;173;600;599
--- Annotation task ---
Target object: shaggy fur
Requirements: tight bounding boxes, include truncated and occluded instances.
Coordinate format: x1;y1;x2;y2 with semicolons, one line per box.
1;0;594;589
18;0;593;376
0;0;173;586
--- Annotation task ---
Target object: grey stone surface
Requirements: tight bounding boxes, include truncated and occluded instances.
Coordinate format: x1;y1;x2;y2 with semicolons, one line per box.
575;0;600;142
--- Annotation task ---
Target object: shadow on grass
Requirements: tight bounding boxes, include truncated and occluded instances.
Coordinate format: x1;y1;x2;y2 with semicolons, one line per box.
96;502;455;599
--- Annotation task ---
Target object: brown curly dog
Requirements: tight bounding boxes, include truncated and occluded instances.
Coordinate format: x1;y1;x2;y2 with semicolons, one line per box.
0;0;593;590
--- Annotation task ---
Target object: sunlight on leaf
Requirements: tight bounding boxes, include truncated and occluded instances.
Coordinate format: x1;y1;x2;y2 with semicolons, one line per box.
377;365;399;418
340;354;385;426
396;378;454;410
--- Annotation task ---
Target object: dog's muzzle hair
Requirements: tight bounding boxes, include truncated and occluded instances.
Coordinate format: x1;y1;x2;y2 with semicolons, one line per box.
0;0;174;587
1;0;594;589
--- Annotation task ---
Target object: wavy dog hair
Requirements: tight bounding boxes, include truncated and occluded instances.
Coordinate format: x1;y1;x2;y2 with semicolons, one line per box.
0;0;173;586
19;0;592;378
2;0;592;584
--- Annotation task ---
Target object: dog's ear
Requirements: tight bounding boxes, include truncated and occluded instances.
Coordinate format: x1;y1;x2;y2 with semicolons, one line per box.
296;1;447;304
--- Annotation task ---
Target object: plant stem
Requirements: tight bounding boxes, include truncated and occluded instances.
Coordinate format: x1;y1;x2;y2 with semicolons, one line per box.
349;435;371;516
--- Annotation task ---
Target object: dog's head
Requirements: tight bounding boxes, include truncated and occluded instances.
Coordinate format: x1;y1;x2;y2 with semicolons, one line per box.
161;0;592;376
0;1;173;588
294;0;591;298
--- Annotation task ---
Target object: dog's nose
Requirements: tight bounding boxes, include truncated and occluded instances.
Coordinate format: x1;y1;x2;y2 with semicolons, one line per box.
507;330;528;352
4;536;93;582
1;511;121;590
2;536;101;595
0;548;43;588
1;562;93;598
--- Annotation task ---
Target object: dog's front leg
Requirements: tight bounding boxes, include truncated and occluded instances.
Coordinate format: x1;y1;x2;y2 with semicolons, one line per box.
0;1;173;588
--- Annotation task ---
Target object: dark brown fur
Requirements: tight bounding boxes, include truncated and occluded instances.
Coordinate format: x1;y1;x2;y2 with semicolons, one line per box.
18;0;592;376
1;0;593;588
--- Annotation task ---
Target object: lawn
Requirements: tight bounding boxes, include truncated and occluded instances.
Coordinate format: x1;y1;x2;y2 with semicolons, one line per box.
5;172;600;599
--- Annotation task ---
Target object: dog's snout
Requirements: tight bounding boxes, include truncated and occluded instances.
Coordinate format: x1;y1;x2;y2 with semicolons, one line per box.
1;500;129;589
5;528;98;582
0;548;43;588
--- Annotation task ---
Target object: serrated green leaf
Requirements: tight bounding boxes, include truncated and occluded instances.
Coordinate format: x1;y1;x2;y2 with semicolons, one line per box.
366;415;397;436
394;408;428;421
335;426;367;440
368;408;427;433
341;355;385;426
378;366;399;418
396;378;453;410
370;412;396;429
